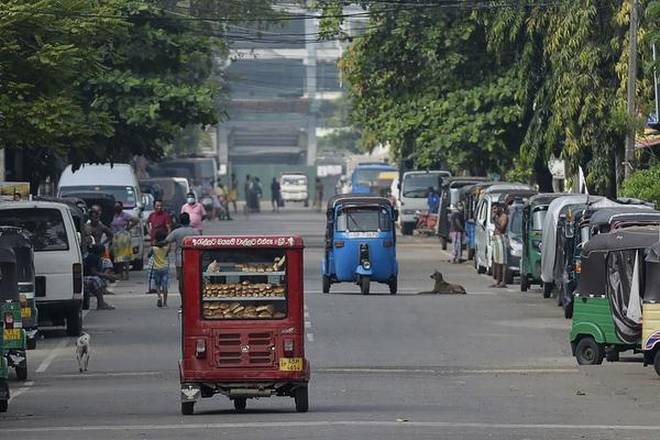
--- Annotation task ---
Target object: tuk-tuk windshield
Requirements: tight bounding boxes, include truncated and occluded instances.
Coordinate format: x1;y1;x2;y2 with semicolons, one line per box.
531;208;547;231
336;207;391;233
0;209;69;251
580;225;591;246
200;249;288;320
508;205;523;237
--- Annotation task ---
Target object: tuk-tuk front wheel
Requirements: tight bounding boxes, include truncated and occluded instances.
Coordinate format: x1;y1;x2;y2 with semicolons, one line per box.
0;399;6;413
360;277;370;295
575;337;604;365
322;276;331;294
27;336;37;350
233;398;247;412
0;382;8;412
520;275;529;292
653;350;660;377
542;282;553;299
295;386;309;413
181;402;195;415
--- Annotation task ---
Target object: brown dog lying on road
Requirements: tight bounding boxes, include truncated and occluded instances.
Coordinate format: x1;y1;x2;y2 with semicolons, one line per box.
419;271;467;295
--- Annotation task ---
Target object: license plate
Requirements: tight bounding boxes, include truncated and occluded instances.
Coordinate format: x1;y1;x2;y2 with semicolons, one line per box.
279;357;303;372
3;329;22;340
21;307;31;318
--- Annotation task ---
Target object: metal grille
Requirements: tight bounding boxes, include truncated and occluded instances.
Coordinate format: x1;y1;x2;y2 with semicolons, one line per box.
215;331;274;367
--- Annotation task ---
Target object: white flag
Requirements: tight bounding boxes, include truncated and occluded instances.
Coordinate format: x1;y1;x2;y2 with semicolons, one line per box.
627;252;642;324
578;166;589;195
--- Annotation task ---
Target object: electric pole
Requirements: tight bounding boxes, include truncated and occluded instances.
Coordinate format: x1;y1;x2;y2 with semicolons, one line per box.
624;0;640;180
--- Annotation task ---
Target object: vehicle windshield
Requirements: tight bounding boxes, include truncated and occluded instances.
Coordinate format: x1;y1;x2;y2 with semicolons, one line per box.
282;176;307;185
402;174;442;198
336;207;391;232
531;208;547;231
60;185;137;208
580;225;591;245
0;209;69;251
352;168;394;187
508;206;523;237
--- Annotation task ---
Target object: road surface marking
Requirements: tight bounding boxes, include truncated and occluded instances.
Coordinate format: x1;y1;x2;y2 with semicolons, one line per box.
304;304;313;342
306;333;315;342
7;381;33;403
35;338;70;373
4;420;660;433
316;367;578;375
47;371;160;379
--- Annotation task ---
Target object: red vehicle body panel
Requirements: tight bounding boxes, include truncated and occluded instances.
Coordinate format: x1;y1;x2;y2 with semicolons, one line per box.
179;235;310;385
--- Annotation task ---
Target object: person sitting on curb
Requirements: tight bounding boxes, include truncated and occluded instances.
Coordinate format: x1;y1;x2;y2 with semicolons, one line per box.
83;244;116;310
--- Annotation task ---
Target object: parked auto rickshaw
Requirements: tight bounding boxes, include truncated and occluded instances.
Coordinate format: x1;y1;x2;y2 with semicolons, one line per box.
558;205;660;318
0;246;28;380
322;195;398;295
437;177;488;250
0;309;8;412
179;235;310;414
569;226;660;365
0;227;37;349
520;193;565;292
642;241;660;375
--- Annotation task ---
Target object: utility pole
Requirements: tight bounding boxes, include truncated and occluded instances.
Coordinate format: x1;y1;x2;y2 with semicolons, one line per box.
624;0;640;180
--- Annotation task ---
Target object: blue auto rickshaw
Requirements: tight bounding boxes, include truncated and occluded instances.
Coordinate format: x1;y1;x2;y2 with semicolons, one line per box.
322;195;398;295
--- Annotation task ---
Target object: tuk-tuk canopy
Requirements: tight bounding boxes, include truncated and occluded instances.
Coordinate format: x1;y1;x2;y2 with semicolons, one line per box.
587;206;659;232
582;226;660;256
644;241;660;302
541;195;618;283
327;195;394;212
526;193;568;210
0;246;18;301
497;189;538;205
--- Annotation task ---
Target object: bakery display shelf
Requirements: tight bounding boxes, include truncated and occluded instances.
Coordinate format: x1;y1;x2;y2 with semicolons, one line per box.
203;271;286;277
202;296;286;302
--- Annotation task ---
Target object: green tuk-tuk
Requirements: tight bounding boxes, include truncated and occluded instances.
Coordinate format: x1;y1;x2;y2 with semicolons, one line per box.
0;246;28;380
520;193;565;292
0;307;8;412
569;226;659;365
0;227;38;349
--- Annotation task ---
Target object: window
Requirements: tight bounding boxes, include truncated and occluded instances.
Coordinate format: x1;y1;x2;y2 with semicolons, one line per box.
0;209;69;251
402;174;442;198
60;185;137;208
336;207;391;232
531;208;548;231
200;249;287;320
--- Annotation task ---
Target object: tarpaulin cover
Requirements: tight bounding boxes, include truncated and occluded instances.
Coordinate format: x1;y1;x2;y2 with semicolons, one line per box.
607;250;641;344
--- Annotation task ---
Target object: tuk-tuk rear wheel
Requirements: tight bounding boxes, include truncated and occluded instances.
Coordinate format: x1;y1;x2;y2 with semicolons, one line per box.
322;276;331;294
233;398;247;412
575;337;604;365
295;386;309;413
15;364;27;381
0;399;7;413
181;402;194;415
389;278;398;295
27;336;37;350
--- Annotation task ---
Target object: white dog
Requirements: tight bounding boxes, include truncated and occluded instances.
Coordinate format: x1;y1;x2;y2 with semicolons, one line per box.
76;332;90;373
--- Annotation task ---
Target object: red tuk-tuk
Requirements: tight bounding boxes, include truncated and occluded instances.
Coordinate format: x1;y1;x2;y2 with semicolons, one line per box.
179;235;310;415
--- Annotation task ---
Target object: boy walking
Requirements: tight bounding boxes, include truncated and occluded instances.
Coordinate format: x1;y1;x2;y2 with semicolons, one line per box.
150;230;170;308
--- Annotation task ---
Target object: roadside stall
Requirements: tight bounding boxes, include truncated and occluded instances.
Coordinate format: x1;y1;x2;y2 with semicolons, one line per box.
179;235;310;415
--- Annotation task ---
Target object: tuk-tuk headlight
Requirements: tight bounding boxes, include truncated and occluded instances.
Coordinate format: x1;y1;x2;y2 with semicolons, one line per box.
362;260;371;270
533;240;542;250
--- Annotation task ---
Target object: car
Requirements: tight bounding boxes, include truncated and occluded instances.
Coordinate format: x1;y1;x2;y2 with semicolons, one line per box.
0;201;84;336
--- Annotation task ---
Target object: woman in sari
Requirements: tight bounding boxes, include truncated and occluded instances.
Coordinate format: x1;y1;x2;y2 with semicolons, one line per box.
110;201;138;280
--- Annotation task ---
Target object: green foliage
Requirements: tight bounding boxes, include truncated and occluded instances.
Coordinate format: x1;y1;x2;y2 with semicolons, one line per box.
620;164;660;206
318;1;651;195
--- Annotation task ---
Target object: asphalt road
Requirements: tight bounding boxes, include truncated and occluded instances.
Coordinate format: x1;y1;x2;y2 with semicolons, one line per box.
3;207;660;439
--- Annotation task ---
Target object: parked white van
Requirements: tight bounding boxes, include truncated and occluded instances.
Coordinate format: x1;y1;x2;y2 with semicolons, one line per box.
280;173;309;207
57;163;146;269
0;201;84;336
396;170;451;235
